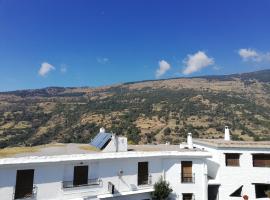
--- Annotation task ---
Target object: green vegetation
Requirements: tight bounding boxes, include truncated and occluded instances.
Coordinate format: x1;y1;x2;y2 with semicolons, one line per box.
152;177;173;200
0;70;269;147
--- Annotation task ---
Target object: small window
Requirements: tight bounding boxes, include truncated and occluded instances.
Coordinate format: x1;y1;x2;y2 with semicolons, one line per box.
255;184;270;198
183;193;193;200
138;162;149;185
15;169;35;199
253;154;270;167
225;153;240;166
73;165;88;186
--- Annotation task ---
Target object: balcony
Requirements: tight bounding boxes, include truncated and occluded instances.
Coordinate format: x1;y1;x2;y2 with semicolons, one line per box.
62;178;102;189
181;173;195;183
13;185;37;200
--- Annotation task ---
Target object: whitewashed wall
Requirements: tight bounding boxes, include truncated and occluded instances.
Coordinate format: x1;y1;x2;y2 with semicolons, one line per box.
0;156;208;200
194;143;270;200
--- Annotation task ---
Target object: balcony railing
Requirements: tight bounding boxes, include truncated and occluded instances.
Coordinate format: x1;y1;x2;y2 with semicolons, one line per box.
181;173;195;183
62;178;102;189
13;185;37;200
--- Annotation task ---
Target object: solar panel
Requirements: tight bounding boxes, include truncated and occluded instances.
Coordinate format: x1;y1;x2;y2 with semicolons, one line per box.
90;132;112;149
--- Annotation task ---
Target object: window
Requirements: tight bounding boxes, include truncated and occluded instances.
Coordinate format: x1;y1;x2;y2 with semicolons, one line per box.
73;165;88;186
14;169;34;199
253;154;270;167
138;162;149;185
225;153;240;166
230;185;243;197
254;184;270;198
183;193;193;200
181;161;194;183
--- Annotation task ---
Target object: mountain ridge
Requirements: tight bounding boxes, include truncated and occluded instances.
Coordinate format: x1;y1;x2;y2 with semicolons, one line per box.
0;69;269;148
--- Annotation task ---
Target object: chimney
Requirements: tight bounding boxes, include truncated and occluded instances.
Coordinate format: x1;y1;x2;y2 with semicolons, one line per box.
100;127;105;133
224;126;230;141
187;133;193;149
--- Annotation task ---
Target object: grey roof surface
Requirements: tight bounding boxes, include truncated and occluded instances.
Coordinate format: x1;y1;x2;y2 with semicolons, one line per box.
0;143;100;158
128;144;204;152
193;139;270;149
0;143;204;158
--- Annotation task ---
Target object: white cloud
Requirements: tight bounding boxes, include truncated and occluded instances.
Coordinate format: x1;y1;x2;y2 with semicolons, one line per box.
182;51;214;75
238;48;258;61
238;48;270;62
38;62;55;77
155;60;171;78
97;57;109;64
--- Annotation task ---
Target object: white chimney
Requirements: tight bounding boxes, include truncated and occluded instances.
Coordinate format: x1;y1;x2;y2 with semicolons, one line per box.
187;133;193;149
103;134;128;152
100;127;105;133
224;126;230;141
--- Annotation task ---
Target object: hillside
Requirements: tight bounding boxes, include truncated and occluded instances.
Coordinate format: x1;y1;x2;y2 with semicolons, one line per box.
0;69;270;148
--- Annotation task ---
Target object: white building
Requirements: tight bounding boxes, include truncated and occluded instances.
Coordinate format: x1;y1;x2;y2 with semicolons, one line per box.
0;128;211;200
193;126;270;200
1;127;270;200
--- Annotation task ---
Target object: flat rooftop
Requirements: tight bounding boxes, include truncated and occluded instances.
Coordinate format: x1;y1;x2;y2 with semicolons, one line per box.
193;139;270;149
0;143;204;159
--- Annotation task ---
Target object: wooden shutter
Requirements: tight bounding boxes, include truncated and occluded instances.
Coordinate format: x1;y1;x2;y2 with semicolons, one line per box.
226;154;240;166
73;165;88;186
138;162;148;185
15;169;34;199
183;193;193;200
253;154;270;167
182;161;192;174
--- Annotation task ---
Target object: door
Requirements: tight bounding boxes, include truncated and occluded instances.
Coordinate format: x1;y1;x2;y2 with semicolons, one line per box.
15;169;34;199
208;185;219;200
138;162;148;185
73;165;88;186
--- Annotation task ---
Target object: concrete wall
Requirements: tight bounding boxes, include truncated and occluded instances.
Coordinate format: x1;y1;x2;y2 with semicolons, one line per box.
0;156;207;200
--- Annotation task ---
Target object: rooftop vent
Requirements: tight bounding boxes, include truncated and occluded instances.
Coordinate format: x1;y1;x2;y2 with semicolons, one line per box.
187;133;193;149
224;126;230;141
100;127;106;133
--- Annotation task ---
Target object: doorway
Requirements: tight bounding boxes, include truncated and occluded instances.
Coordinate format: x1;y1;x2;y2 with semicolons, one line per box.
14;169;34;199
208;185;219;200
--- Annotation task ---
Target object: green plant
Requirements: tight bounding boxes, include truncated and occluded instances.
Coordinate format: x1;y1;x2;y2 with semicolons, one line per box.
152;177;173;200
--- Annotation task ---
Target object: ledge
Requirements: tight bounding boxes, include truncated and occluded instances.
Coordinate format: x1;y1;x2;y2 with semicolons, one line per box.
97;188;154;199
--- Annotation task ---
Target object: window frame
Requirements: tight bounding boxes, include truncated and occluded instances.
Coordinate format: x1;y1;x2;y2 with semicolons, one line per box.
181;161;194;183
225;153;240;167
182;193;194;200
252;154;270;167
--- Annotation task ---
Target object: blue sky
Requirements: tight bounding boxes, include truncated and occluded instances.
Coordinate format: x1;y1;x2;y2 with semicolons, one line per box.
0;0;270;91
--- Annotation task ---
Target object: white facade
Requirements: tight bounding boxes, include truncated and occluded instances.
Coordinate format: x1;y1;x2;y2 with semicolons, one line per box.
0;149;210;200
193;128;270;200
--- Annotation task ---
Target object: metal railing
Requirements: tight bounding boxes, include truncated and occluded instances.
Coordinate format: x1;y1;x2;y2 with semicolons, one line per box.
13;185;37;200
181;173;195;183
62;178;102;189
